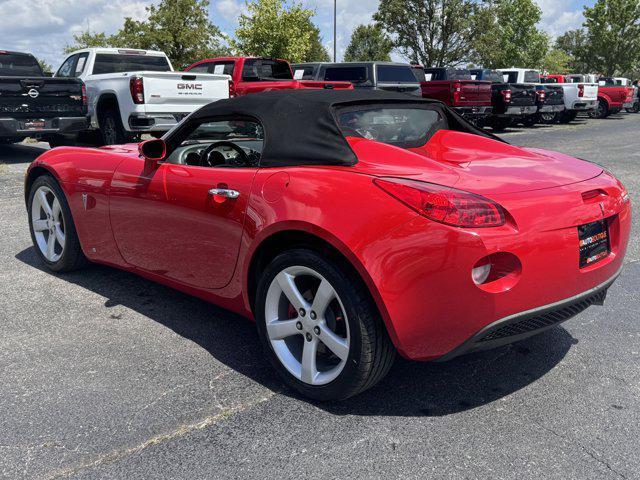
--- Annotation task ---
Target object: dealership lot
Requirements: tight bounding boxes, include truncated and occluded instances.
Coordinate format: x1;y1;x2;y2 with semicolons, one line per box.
1;115;639;479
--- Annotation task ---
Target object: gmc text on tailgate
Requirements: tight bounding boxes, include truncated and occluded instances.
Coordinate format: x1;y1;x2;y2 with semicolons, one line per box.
56;48;231;145
0;51;88;147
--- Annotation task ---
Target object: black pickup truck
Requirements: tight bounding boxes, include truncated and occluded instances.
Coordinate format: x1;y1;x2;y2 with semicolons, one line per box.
469;69;538;131
0;51;88;146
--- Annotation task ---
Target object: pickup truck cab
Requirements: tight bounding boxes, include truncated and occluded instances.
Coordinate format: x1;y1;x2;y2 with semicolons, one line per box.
498;69;565;126
541;74;598;123
0;50;88;146
57;48;231;144
469;68;537;130
291;62;421;96
412;67;492;121
186;57;352;96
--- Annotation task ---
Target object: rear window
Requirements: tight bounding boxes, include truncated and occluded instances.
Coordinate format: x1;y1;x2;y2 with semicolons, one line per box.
472;70;503;83
0;53;42;76
524;70;540;83
92;54;171;74
411;67;426;82
446;69;472;80
242;59;292;81
324;66;368;84
376;65;418;83
337;106;445;148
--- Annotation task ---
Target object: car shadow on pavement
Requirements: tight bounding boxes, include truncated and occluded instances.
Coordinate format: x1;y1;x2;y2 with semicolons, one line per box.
16;247;575;417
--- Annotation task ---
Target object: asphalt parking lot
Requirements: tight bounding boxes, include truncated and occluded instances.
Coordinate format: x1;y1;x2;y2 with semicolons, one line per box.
1;115;639;480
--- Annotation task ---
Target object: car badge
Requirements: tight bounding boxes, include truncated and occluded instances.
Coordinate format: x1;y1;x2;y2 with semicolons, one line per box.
27;88;39;99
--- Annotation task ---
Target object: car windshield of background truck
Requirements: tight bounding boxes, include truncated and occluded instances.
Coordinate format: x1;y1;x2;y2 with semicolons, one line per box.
524;70;540;83
242;59;293;81
0;52;42;76
376;65;419;83
338;107;443;148
92;54;171;74
324;66;369;84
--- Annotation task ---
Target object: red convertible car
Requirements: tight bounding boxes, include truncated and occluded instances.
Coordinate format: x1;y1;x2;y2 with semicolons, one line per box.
25;90;631;400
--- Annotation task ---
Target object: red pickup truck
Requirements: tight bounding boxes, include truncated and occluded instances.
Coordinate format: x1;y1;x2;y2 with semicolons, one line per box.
185;57;353;96
565;74;634;118
412;67;493;121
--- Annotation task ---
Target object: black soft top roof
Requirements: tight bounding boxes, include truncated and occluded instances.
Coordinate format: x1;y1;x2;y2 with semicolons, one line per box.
184;89;501;167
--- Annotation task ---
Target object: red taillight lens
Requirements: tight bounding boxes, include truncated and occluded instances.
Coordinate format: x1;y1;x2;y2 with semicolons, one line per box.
578;84;584;97
374;178;506;228
501;89;512;103
536;89;546;102
452;82;462;103
129;76;144;104
228;79;236;97
81;84;87;106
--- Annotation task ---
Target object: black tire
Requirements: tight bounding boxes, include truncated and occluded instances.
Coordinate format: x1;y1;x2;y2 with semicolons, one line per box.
521;115;538;127
27;174;87;272
558;111;577;124
255;248;396;401
45;135;77;148
539;112;559;124
488;117;512;132
590;99;609;119
99;107;128;145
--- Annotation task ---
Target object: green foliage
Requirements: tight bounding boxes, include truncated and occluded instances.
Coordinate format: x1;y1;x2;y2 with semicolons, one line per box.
304;23;331;62
539;48;571;74
581;0;640;76
344;24;394;62
35;58;53;74
233;0;324;63
473;0;549;69
555;29;591;73
64;0;229;69
374;0;479;67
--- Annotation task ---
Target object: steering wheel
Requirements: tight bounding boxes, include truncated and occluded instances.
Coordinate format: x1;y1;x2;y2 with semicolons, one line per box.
200;141;249;168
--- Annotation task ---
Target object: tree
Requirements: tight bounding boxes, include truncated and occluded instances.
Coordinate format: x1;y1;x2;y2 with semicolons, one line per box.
344;24;394;62
64;0;229;69
539;48;571;74
36;58;53;74
555;29;591;72
234;0;322;63
473;0;549;69
581;0;640;76
304;23;331;62
374;0;479;67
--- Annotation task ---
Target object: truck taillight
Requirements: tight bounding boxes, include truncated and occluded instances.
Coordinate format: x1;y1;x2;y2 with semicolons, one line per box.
374;178;506;228
228;79;236;98
453;82;462;103
536;89;546;103
500;89;512;103
81;84;87;106
578;84;584;97
129;76;144;104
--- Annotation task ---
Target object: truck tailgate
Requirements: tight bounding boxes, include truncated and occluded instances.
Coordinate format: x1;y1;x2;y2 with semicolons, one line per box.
0;77;85;118
457;81;492;106
140;72;229;113
582;84;598;101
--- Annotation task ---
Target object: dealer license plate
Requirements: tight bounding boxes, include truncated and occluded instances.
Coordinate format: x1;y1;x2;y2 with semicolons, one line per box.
578;220;610;268
24;120;45;130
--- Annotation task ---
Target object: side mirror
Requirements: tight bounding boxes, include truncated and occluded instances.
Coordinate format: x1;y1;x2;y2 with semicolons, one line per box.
139;138;166;167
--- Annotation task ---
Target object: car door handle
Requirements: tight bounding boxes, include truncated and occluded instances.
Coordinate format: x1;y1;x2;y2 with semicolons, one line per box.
208;188;240;199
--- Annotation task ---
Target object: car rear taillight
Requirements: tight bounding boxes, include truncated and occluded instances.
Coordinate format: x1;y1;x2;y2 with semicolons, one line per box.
81;84;87;106
536;89;546;103
374;178;506;228
578;84;584;97
500;89;512;103
129;76;144;104
228;79;236;97
452;82;462;103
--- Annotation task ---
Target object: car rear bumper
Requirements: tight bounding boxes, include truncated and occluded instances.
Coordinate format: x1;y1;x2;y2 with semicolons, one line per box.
435;268;620;361
361;172;632;361
454;106;492;117
571;99;597;111
502;105;537;117
539;104;565;113
128;112;189;132
623;101;635;108
0;116;89;137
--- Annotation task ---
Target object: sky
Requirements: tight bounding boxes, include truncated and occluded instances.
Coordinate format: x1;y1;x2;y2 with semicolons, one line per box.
0;0;596;69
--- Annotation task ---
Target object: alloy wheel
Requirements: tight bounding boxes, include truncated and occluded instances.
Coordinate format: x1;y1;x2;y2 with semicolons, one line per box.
31;186;65;262
264;266;350;386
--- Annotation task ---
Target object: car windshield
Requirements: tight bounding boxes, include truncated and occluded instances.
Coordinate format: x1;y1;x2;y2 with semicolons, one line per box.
92;53;171;74
377;65;418;83
337;106;445;148
0;52;42;76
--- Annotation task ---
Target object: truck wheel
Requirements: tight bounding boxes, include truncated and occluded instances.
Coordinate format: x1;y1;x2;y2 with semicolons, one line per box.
590;99;609;119
558;111;577;124
255;249;396;401
539;112;559;124
45;135;76;148
99;108;127;145
489;118;512;132
521;116;538;128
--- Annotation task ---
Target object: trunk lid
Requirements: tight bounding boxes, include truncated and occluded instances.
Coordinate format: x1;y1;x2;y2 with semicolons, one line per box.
347;130;602;195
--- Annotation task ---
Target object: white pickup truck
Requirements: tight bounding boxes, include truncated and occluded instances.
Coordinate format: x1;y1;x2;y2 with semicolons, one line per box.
55;48;230;144
541;74;599;123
